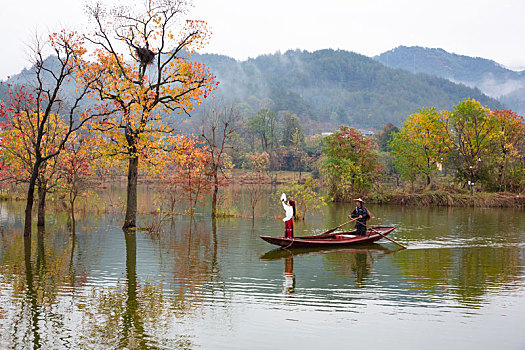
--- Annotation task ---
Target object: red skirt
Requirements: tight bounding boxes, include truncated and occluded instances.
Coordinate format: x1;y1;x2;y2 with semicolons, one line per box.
284;218;294;238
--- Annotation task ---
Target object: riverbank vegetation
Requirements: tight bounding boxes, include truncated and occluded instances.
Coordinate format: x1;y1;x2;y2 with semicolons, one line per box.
1;3;525;236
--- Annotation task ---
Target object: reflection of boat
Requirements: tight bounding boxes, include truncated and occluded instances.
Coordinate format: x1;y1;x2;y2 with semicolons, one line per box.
259;226;396;248
260;243;393;260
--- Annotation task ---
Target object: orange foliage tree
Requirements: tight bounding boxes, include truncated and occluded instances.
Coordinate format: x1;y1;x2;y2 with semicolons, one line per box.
0;31;97;236
57;134;96;233
84;0;217;229
0;109;70;226
165;135;211;217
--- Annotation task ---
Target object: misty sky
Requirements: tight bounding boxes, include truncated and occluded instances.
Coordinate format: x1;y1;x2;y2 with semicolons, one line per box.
1;0;524;80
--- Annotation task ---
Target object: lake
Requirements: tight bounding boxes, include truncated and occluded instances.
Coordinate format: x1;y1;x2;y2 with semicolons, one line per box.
0;185;524;349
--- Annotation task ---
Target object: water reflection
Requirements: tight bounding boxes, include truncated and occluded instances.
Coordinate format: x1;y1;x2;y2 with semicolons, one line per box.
0;187;524;349
261;244;395;293
393;246;524;308
283;256;295;294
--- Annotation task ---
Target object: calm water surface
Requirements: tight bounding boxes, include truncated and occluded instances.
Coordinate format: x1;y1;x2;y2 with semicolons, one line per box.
0;186;524;349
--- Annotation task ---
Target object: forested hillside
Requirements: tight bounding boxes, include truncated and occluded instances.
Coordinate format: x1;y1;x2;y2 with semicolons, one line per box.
3;49;503;132
192;49;501;131
375;46;525;115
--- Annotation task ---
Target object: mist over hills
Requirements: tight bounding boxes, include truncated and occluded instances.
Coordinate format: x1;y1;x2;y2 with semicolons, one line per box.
192;49;501;132
2;49;503;133
375;46;525;115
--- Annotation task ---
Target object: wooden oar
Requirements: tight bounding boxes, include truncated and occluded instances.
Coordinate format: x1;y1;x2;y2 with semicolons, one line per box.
363;223;406;249
321;217;358;235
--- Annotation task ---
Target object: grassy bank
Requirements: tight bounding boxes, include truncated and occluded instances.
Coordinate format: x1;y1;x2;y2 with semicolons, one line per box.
378;190;525;208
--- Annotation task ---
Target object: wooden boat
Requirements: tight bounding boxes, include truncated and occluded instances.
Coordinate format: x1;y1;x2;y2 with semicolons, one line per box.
259;226;396;248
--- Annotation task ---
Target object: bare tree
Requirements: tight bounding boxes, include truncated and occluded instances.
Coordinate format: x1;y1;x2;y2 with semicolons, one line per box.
200;105;238;217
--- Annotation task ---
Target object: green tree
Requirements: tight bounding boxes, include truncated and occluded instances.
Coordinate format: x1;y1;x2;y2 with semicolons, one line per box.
322;126;380;201
281;113;304;146
277;178;325;219
375;123;399;152
448;99;499;191
246;109;278;152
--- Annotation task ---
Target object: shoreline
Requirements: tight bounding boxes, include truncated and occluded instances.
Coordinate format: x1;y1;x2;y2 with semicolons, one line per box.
373;191;525;208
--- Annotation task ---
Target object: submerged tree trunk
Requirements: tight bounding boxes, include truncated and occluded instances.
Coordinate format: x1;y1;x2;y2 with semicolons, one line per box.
123;156;139;229
24;164;40;237
37;180;47;227
70;199;76;234
211;170;219;218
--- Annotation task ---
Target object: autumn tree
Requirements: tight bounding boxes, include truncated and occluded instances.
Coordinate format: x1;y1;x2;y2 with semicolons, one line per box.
200;105;237;217
85;0;217;229
168;135;211;217
58;134;95;233
448;99;499;191
390;108;452;186
322;126;380;201
490;109;525;191
0;31;96;236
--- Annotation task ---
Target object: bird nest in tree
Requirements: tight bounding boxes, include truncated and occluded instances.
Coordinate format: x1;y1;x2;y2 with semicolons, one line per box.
136;47;155;65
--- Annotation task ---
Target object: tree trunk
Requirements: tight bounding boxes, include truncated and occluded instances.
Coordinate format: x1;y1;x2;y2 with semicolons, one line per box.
37;181;47;227
70;199;76;234
123;156;139;229
211;171;219;218
24;165;40;237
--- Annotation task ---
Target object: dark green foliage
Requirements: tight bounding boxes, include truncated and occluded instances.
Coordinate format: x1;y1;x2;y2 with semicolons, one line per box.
281;113;304;146
375;123;399;151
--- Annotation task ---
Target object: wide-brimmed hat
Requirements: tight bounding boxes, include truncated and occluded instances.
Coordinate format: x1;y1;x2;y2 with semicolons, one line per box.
353;198;364;203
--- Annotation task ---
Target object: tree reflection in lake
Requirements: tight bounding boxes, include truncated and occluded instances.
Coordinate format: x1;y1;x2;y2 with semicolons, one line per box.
0;187;525;349
393;246;523;308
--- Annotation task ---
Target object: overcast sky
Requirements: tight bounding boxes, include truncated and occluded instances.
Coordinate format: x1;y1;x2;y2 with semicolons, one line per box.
1;0;524;80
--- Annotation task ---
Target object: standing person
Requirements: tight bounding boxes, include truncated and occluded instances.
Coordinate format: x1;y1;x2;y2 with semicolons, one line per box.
349;198;369;236
281;193;295;238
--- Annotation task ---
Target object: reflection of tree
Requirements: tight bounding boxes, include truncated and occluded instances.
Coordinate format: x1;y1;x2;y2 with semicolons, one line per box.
453;247;522;306
394;247;522;307
119;231;147;348
79;230;196;349
0;226;87;349
394;249;453;294
24;234;42;349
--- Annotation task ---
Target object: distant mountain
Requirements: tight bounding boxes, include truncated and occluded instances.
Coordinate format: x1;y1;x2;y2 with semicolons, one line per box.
193;49;502;131
2;49;503;132
375;46;525;115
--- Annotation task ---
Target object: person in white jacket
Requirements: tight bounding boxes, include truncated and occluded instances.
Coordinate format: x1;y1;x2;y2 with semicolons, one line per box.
281;193;295;238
